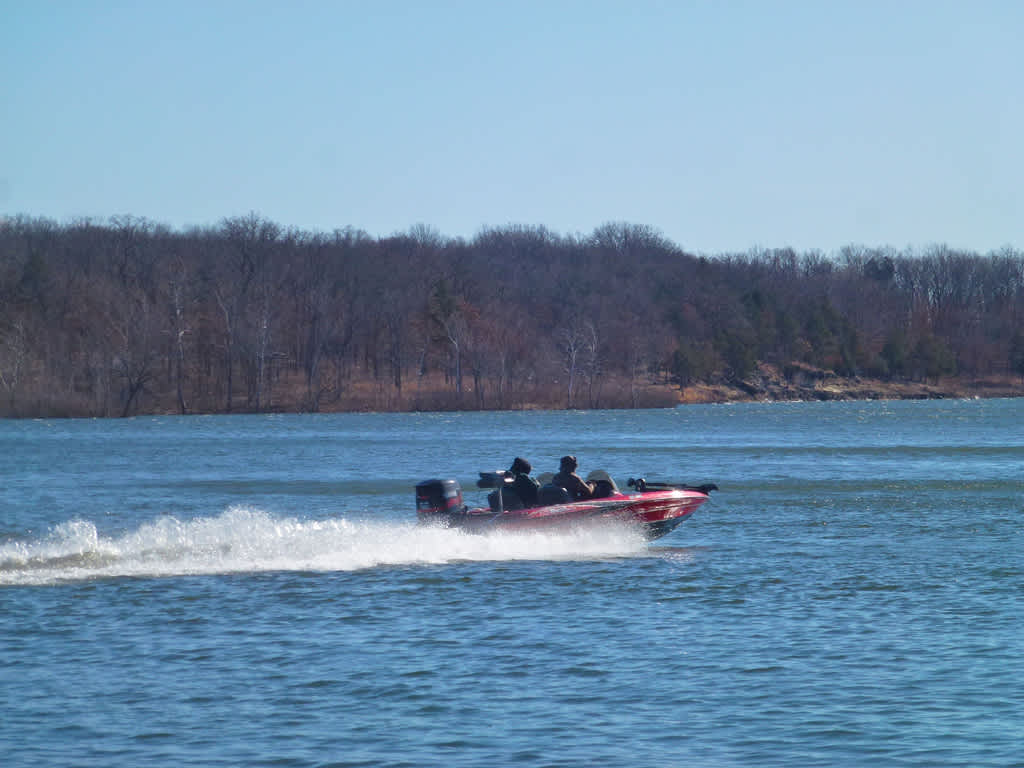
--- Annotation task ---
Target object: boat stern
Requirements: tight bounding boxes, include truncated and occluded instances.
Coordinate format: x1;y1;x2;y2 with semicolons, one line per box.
415;478;465;524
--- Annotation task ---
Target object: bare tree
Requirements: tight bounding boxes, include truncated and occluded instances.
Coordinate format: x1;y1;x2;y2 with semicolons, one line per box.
0;319;28;413
430;279;466;399
109;292;160;417
210;213;280;411
556;316;596;408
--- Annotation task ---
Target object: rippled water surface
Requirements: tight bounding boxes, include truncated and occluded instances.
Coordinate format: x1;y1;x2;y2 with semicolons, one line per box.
2;400;1022;767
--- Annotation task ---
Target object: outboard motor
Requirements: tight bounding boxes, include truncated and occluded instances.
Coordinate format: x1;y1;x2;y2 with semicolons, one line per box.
415;478;465;523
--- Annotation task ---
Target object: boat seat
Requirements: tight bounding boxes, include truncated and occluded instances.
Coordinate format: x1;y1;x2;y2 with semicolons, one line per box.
586;470;618;499
489;487;524;511
538;484;571;506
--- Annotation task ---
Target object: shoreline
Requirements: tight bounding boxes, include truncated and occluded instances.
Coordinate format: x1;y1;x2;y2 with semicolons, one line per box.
678;364;1023;405
3;364;1021;419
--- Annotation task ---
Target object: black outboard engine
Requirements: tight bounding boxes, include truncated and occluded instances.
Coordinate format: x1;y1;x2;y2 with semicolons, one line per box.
415;478;465;524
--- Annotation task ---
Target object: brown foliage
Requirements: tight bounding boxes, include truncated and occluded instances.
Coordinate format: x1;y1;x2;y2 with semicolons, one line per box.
1;216;1022;417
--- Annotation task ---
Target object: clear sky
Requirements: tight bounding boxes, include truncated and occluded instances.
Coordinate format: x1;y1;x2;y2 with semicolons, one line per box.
2;0;1021;254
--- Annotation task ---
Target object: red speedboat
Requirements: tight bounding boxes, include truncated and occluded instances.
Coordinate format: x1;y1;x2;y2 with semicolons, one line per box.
415;471;716;541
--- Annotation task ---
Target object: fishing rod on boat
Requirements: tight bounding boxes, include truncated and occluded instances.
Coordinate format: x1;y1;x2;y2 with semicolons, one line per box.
628;478;718;494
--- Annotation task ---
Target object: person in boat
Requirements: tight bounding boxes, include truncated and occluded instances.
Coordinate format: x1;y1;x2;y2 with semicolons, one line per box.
508;456;540;508
553;455;594;500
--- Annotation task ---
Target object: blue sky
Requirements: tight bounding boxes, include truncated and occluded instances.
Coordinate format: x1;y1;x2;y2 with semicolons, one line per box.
2;1;1021;254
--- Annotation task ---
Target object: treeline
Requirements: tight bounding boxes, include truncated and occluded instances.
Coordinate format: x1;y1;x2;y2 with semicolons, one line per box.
1;213;1023;417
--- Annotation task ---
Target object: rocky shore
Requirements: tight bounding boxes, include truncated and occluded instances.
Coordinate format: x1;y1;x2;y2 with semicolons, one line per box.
678;363;1024;404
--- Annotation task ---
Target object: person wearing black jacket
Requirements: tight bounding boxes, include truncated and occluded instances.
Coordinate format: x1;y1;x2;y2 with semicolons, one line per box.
508;457;540;508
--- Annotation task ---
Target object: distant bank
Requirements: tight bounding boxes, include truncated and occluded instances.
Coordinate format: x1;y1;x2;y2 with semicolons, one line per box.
679;364;1024;405
4;365;1021;419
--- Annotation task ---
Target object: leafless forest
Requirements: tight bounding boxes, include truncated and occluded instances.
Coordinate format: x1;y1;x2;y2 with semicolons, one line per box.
1;214;1023;417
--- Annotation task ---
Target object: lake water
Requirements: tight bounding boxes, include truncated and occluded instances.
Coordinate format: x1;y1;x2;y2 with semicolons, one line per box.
1;400;1022;767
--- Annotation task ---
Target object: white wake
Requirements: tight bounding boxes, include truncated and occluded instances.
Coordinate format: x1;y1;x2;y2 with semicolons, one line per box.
0;507;648;585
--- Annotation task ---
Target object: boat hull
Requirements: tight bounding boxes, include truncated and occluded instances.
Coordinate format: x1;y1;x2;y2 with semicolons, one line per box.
423;488;709;541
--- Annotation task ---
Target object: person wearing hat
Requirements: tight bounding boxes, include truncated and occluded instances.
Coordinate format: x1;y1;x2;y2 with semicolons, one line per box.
553;455;594;500
508;456;540;508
